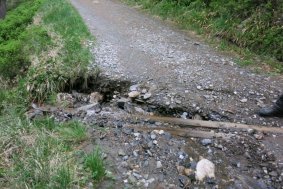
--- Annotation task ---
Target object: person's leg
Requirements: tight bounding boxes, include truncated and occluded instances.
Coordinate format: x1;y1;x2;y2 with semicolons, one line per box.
258;94;283;117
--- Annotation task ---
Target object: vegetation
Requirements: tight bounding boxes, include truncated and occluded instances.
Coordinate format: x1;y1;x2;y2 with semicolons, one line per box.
126;0;283;72
0;0;105;188
84;148;106;182
0;0;98;101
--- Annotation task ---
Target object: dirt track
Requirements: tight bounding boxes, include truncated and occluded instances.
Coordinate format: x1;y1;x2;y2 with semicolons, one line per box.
68;0;283;188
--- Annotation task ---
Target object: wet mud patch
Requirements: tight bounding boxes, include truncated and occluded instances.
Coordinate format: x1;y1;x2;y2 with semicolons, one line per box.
26;75;283;188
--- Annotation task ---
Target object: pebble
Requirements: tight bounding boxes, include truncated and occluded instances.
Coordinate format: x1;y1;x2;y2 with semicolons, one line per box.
118;149;126;156
240;98;248;103
143;93;152;99
128;175;137;184
151;134;157;140
157;161;162;168
123;156;129;161
128;91;140;98
120;161;129;168
133;150;139;157
201;139;212;146
147;150;153;157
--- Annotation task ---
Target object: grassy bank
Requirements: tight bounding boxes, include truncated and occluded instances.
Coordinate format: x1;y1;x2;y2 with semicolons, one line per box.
0;0;105;188
1;0;98;101
125;0;283;73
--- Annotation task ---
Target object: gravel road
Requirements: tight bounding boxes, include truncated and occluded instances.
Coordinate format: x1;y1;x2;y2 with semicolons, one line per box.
70;0;283;127
68;0;283;188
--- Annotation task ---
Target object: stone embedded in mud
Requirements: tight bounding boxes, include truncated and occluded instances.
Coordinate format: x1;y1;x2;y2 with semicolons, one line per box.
128;91;140;98
195;158;215;181
89;92;103;104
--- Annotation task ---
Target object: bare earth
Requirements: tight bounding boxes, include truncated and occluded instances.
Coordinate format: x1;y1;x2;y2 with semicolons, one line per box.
67;0;283;188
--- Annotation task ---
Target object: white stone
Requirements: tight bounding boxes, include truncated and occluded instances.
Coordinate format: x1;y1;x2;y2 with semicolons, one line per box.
128;91;140;98
196;158;215;181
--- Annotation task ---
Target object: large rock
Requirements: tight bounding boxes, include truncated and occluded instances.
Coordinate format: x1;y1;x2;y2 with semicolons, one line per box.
195;158;215;181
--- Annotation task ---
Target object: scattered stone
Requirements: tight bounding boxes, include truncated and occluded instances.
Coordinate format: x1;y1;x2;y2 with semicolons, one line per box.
147;150;153;157
133;172;142;179
141;89;147;93
128;91;140;98
240;98;248;103
128;175;137;184
153;140;158;145
196;158;215;181
254;133;264;140
181;112;188;119
133;150;139;157
89;92;103;103
143;93;152;100
201;139;212;146
130;84;140;91
157;161;162;168
118;149;126;156
120;161;129;168
150;134;157;140
123;156;129;161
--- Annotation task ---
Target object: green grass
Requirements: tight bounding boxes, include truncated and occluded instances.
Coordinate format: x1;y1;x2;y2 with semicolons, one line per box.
0;104;105;188
125;0;283;73
85;148;106;182
57;121;88;143
0;0;106;187
1;0;98;101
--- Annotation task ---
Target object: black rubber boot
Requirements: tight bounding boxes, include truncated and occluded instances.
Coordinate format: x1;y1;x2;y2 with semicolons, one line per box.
258;94;283;117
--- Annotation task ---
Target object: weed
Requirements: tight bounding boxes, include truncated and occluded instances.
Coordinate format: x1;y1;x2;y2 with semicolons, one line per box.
85;147;106;182
57;121;88;143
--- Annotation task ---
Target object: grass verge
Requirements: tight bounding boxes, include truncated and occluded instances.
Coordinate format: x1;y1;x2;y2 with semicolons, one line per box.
0;0;106;188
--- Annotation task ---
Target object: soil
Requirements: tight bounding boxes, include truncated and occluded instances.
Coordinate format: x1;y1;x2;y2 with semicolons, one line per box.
41;0;283;188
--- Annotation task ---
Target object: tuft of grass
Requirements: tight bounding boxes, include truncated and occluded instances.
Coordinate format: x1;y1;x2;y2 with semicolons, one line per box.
84;147;106;182
57;121;88;143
